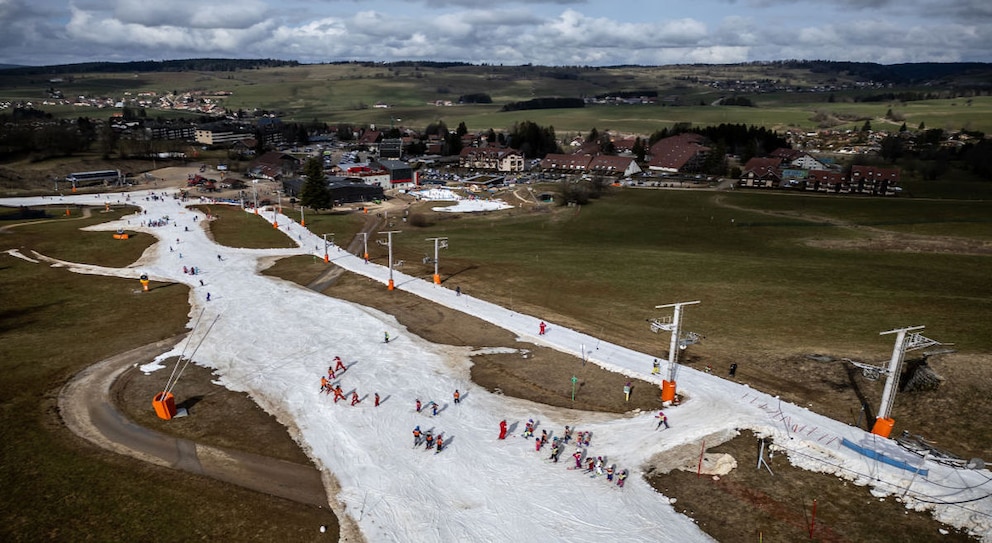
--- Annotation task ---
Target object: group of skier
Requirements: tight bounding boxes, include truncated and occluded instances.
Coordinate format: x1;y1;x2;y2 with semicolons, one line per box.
318;356;367;407
412;425;447;454
515;420;629;489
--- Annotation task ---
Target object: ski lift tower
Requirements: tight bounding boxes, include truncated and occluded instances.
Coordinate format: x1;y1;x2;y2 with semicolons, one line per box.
849;325;944;438
425;237;448;284
649;300;701;403
380;230;401;290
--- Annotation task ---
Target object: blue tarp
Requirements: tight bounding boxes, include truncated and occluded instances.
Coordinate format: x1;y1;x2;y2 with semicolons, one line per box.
841;438;929;476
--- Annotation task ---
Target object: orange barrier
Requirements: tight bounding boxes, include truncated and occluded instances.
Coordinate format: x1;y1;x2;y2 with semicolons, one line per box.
661;380;676;403
113;233;129;240
153;391;177;420
871;417;895;438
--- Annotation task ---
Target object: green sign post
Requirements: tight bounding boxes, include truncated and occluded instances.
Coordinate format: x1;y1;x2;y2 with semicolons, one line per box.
571;375;578;401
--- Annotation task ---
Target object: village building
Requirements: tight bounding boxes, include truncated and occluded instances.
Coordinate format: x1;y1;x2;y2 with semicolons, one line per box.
647;133;710;173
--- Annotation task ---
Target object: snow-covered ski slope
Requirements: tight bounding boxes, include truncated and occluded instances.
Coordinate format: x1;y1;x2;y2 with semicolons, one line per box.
3;190;989;542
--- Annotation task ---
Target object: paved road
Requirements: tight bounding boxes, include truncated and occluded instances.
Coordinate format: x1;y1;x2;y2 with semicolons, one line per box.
58;335;329;508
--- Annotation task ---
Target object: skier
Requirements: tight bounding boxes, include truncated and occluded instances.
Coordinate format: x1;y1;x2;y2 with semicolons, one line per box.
522;419;534;438
498;420;507;440
412;426;422;447
594;457;604;477
327;366;336;380
652;358;661;375
535;437;542;452
431;402;439;416
455;286;461;296
435;435;444;453
333;386;345;403
416;399;422;413
384;331;390;343
539;429;548;447
563;426;573;444
538;321;547;335
206;292;211;302
425;432;435;450
617;469;628;488
656;411;670;430
729;362;738;377
335;356;347;373
374;393;380;407
606;464;615;482
453;390;461;404
549;444;560;463
582;432;592;447
585;457;596;473
572;450;583;469
575;431;584;446
320;376;329;394
623;381;632;402
350;391;360;406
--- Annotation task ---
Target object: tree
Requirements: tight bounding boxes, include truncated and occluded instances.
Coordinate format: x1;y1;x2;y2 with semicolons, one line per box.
632;137;646;162
299;157;332;212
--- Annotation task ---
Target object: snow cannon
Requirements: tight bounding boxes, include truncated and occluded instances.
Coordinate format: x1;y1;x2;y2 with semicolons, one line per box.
871;417;895;438
661;380;676;403
113;228;129;240
152;391;177;420
139;273;150;292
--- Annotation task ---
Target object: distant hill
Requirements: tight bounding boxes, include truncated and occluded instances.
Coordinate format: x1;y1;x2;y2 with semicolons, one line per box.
1;58;990;85
0;58;299;76
781;60;992;85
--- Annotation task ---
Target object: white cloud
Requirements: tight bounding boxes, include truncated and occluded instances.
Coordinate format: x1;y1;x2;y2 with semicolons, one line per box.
113;0;270;30
0;0;990;67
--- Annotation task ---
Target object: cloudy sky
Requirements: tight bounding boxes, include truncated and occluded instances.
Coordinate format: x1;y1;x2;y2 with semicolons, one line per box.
2;0;990;67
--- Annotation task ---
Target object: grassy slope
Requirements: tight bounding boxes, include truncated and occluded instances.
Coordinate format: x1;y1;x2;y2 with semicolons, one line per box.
383;189;992;358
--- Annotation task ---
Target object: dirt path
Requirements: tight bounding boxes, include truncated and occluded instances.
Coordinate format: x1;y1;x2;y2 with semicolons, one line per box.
58;335;330;508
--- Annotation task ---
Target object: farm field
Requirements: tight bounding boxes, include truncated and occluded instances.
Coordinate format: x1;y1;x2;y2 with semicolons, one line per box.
4;63;992;134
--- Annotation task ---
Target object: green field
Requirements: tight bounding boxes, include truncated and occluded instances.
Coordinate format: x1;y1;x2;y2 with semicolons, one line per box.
378;188;992;359
5;63;992;134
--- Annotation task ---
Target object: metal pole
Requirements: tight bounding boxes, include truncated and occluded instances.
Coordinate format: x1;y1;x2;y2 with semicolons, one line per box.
381;231;400;290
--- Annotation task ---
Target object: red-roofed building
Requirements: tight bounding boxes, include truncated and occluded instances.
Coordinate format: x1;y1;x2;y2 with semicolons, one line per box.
807;170;849;193
540;153;593;172
647;133;710;173
587;155;641;177
459;145;525;172
850;165;900;196
739;157;783;188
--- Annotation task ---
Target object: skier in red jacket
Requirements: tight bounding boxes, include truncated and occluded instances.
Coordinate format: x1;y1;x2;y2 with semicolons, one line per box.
498;420;507;440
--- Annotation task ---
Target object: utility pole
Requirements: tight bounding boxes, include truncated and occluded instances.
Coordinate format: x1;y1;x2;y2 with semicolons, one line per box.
425;237;448;285
649;300;701;403
381;231;401;290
